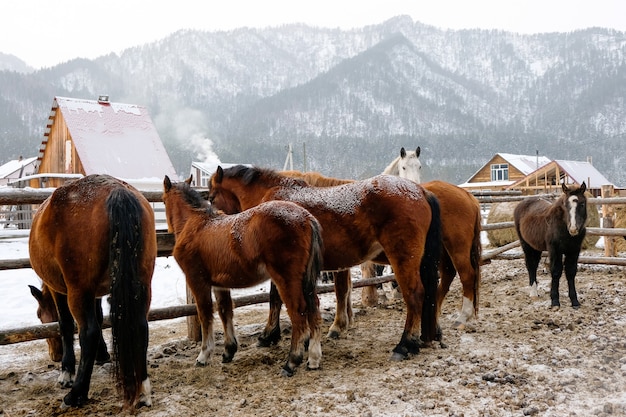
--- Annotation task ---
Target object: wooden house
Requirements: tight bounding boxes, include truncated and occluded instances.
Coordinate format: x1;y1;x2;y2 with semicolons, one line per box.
0;156;37;187
507;159;613;197
31;96;178;190
459;153;551;191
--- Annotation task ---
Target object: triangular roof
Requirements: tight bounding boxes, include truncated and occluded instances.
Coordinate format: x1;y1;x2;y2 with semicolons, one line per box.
43;96;178;185
507;159;613;189
494;153;552;176
460;153;551;187
0;156;37;179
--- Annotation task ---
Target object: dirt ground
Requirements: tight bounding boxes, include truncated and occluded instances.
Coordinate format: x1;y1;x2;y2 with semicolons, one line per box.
1;254;626;417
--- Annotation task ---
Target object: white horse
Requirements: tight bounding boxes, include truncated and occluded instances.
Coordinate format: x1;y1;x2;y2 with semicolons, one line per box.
382;146;422;183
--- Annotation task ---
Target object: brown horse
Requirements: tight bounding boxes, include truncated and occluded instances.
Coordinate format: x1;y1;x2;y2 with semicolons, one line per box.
29;284;110;365
209;165;442;360
28;174;156;410
514;182;588;308
162;176;323;376
281;169;482;332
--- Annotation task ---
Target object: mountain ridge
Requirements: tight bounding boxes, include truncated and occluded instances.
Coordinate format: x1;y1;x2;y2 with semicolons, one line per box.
0;16;624;186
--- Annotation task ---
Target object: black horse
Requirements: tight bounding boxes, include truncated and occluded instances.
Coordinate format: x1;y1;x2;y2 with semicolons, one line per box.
514;182;587;308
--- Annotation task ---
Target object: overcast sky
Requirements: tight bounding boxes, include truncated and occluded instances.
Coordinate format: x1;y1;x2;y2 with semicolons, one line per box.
1;0;625;69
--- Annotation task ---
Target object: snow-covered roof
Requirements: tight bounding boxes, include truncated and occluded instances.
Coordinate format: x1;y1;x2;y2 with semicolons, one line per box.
51;96;178;182
497;153;551;175
553;160;613;188
0;157;37;179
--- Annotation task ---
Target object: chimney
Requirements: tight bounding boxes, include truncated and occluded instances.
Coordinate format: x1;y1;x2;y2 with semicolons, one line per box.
97;95;110;104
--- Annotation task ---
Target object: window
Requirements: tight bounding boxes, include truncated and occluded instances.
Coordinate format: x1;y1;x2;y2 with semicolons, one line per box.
490;163;509;181
200;171;211;187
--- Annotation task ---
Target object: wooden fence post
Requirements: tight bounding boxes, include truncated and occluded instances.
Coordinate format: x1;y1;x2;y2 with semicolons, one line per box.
601;184;616;257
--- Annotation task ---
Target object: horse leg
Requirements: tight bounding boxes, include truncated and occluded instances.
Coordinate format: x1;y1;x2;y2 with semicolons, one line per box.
306;303;323;372
389;263;424;360
360;262;380;307
52;293;76;388
61;296;100;408
548;250;564;307
564;252;581;308
272;278;320;376
521;242;542;298
436;251;456;334
327;269;352;339
446;249;479;329
193;288;215;366
213;288;238;362
258;282;283;347
94;298;110;365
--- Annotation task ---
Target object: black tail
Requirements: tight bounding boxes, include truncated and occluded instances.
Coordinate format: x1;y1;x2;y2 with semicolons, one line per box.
303;218;324;312
420;191;442;342
470;202;482;316
107;188;149;407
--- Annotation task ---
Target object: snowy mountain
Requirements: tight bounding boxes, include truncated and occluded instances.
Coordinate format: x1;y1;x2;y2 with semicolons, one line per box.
1;16;625;185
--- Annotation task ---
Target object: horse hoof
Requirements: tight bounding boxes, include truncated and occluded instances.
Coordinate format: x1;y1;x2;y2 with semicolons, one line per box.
137;398;152;408
389;352;406;362
452;321;466;330
327;330;340;339
95;352;111;365
281;367;295;377
221;354;233;364
195;360;208;367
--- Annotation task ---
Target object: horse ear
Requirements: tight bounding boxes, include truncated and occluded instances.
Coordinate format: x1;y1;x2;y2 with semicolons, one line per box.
216;166;224;184
561;182;569;193
184;175;193;185
415;146;421;158
29;285;43;302
400;147;406;158
580;181;587;193
164;175;172;192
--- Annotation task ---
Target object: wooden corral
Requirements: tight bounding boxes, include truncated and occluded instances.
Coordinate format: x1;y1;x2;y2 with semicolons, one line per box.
1;188;625;348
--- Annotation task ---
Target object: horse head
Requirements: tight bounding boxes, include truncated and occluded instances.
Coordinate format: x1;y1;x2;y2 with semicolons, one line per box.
208;166;246;214
29;284;63;362
561;181;587;237
396;146;422;183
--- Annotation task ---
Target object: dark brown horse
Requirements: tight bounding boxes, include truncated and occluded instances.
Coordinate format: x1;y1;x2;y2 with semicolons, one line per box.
28;174;156;410
163;176;323;376
514;182;587;308
280;170;482;332
209;165;442;360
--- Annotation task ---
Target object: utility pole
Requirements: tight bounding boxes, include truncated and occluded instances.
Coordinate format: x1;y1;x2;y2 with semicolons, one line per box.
283;143;293;171
302;142;307;172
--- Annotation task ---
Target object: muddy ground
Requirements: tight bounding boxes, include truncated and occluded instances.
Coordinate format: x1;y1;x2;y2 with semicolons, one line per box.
1;254;626;417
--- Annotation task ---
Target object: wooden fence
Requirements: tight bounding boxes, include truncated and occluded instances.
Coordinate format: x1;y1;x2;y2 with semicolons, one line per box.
1;187;625;347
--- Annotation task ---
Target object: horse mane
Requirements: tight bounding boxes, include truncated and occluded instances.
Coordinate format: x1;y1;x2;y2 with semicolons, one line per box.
382;157;400;176
223;165;307;187
174;180;217;215
280;170;354;187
